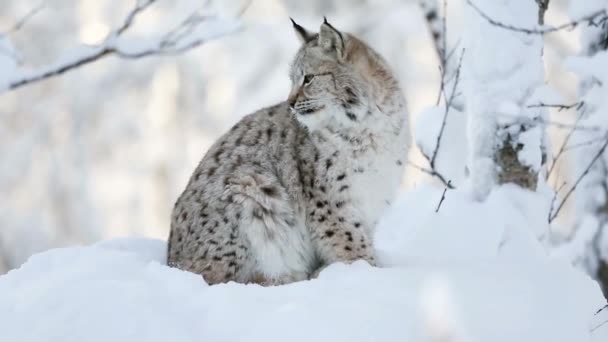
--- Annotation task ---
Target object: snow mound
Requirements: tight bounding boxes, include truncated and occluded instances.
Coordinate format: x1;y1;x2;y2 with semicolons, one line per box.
1;187;607;342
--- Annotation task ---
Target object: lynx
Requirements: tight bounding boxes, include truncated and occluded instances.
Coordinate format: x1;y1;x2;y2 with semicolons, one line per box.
167;18;409;285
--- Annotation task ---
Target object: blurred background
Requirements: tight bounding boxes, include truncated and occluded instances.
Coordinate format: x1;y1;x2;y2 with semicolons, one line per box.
0;0;582;273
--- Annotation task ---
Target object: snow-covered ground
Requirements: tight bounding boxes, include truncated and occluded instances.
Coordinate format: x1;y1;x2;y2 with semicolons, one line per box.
1;185;607;342
2;0;608;340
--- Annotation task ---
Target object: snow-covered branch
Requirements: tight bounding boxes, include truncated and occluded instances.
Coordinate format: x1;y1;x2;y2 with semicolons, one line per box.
464;0;547;199
1;0;244;92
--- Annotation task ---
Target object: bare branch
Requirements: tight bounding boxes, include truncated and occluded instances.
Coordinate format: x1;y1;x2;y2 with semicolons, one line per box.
430;49;465;168
546;109;585;180
547;181;566;223
563;136;608;153
466;0;607;35
114;0;156;36
527;101;584;112
499;113;605;133
408;161;455;189
549;134;608;223
591;288;608;333
591;319;608;333
435;180;451;212
0;2;45;36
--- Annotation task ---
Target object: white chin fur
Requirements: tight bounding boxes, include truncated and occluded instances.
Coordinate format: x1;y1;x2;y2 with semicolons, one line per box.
295;111;327;131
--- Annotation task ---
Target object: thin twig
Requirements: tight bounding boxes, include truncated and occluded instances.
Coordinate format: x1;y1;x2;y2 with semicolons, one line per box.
547;181;566;223
0;2;45;36
430;49;464;168
549;134;608;223
591;319;608;333
435;180;451;212
498;113;604;133
0;3;46;63
115;0;156;35
596;304;608;315
563;136;608;153
408;161;455;189
466;0;607;35
546;109;585;180
527;101;584;112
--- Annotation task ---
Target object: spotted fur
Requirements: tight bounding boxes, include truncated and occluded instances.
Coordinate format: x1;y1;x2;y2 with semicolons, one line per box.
167;19;410;285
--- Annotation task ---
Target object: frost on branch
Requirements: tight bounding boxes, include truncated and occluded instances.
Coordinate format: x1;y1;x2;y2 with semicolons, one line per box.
0;0;243;93
463;0;547;200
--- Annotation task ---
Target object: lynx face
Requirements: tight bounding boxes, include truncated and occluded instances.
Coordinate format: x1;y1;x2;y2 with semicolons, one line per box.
288;19;373;132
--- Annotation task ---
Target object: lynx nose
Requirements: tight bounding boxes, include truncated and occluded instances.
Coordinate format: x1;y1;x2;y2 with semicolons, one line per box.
287;87;300;111
287;96;297;111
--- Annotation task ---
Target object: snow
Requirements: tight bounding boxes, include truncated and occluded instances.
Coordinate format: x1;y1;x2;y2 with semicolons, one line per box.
569;0;608;52
2;1;608;340
1;185;607;342
0;0;440;271
462;0;547;199
558;9;608;284
0;35;18;90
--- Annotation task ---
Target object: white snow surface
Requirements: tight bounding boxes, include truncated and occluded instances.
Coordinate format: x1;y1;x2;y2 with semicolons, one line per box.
1;185;607;342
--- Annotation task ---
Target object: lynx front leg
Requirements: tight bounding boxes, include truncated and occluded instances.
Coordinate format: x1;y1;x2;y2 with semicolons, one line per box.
309;206;376;269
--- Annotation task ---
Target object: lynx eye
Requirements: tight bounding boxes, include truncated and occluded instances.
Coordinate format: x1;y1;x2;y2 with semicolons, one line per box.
303;74;315;86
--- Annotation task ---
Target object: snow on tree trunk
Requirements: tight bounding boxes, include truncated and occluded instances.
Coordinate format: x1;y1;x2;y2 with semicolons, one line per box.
463;0;547;200
567;0;608;297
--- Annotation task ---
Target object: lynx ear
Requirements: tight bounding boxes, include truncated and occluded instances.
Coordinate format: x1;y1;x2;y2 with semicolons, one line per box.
290;18;314;44
319;17;345;59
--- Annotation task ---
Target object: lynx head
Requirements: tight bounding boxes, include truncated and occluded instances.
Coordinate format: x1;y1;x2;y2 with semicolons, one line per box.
288;18;401;133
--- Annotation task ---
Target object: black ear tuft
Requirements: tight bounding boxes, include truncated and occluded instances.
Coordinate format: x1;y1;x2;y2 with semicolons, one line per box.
290;17;314;44
319;17;345;59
